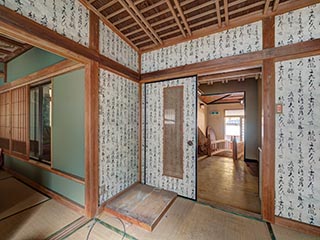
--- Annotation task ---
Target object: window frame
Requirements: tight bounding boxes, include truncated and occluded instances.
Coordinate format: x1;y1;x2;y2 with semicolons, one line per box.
29;80;52;165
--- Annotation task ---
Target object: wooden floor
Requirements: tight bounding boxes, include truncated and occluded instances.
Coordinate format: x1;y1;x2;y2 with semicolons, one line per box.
198;156;261;214
105;183;177;231
1;169;318;240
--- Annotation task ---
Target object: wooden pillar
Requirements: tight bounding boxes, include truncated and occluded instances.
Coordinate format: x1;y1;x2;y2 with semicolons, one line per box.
85;11;99;218
261;16;275;223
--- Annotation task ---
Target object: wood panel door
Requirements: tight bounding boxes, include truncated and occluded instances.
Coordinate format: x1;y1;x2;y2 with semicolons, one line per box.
143;76;197;199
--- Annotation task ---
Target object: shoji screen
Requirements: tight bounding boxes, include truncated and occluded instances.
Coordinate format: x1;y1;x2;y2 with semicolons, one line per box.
0;91;11;150
11;86;27;155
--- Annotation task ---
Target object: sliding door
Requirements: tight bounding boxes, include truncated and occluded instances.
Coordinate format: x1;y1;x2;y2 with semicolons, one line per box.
144;76;197;199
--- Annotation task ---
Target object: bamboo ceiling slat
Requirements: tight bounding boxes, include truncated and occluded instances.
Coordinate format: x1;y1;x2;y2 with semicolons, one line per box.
84;0;292;50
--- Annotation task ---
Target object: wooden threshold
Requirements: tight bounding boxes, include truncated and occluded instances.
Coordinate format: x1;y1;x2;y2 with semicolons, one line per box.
104;183;177;231
274;216;320;237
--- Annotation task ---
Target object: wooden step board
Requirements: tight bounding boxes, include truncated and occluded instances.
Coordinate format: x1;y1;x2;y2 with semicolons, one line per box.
104;183;177;231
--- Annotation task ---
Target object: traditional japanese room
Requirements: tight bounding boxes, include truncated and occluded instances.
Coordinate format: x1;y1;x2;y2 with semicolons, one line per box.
0;0;319;239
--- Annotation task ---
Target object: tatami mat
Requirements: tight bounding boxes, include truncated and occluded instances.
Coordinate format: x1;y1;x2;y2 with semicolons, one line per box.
0;177;49;220
66;219;135;240
99;197;272;240
0;169;12;180
0;200;82;240
272;224;320;240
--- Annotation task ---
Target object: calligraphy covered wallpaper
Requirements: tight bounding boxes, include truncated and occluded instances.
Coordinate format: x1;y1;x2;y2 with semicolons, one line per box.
99;69;139;204
0;0;89;47
275;3;320;47
99;21;139;72
143;77;197;199
141;21;262;73
275;55;320;227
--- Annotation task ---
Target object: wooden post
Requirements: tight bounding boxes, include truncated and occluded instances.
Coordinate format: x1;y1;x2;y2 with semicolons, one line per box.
232;137;237;161
261;16;275;223
85;11;99;218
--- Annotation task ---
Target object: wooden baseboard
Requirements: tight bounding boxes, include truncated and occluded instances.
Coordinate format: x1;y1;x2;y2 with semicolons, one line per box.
4;167;85;215
275;216;320;236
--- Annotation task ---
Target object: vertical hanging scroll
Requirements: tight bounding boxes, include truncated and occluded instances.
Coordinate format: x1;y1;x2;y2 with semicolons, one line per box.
163;86;184;179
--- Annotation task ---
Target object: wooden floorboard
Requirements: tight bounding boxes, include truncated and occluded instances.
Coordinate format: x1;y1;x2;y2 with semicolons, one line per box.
198;156;261;214
100;197;272;240
0;177;49;220
105;183;177;231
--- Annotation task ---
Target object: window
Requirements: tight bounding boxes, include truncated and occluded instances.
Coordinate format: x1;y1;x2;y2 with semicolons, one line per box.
0;91;11;150
30;82;52;163
224;109;245;142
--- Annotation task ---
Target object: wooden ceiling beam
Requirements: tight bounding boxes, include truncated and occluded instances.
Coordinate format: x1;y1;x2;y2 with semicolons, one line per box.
0;48;12;55
126;28;145;38
0;35;25;48
184;1;214;14
215;0;222;27
125;0;163;43
79;0;139;51
107;8;126;19
118;0;161;45
273;0;280;11
151;16;174;28
3;45;32;63
166;0;187;37
264;0;272;15
188;9;213;22
190;17;216;29
120;22;138;32
156;23;178;33
224;0;229;25
172;0;191;35
159;28;181;38
141;0;166;14
208;94;231;104
98;0;117;12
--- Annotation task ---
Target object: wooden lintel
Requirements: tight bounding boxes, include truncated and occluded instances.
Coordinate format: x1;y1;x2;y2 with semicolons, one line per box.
0;5;139;81
141;39;320;82
199;68;261;82
0;60;83;93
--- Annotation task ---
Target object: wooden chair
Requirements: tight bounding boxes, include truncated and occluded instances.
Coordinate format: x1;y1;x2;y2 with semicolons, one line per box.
206;126;231;156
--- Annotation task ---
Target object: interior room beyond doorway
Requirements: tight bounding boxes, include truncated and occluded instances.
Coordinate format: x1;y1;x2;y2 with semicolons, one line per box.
197;68;262;215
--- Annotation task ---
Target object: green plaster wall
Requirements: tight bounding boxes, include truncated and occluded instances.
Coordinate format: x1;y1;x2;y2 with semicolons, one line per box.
6;47;64;83
4;155;85;206
0;63;4;85
52;69;85;178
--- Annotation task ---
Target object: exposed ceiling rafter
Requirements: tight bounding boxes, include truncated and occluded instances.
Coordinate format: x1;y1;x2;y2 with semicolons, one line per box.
166;0;187;37
173;0;192;35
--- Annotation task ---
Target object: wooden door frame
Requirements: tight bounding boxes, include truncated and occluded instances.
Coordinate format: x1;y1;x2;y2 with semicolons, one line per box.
0;6;99;218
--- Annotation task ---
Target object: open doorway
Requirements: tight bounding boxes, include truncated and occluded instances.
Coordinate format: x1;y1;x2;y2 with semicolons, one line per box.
197;68;262;216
